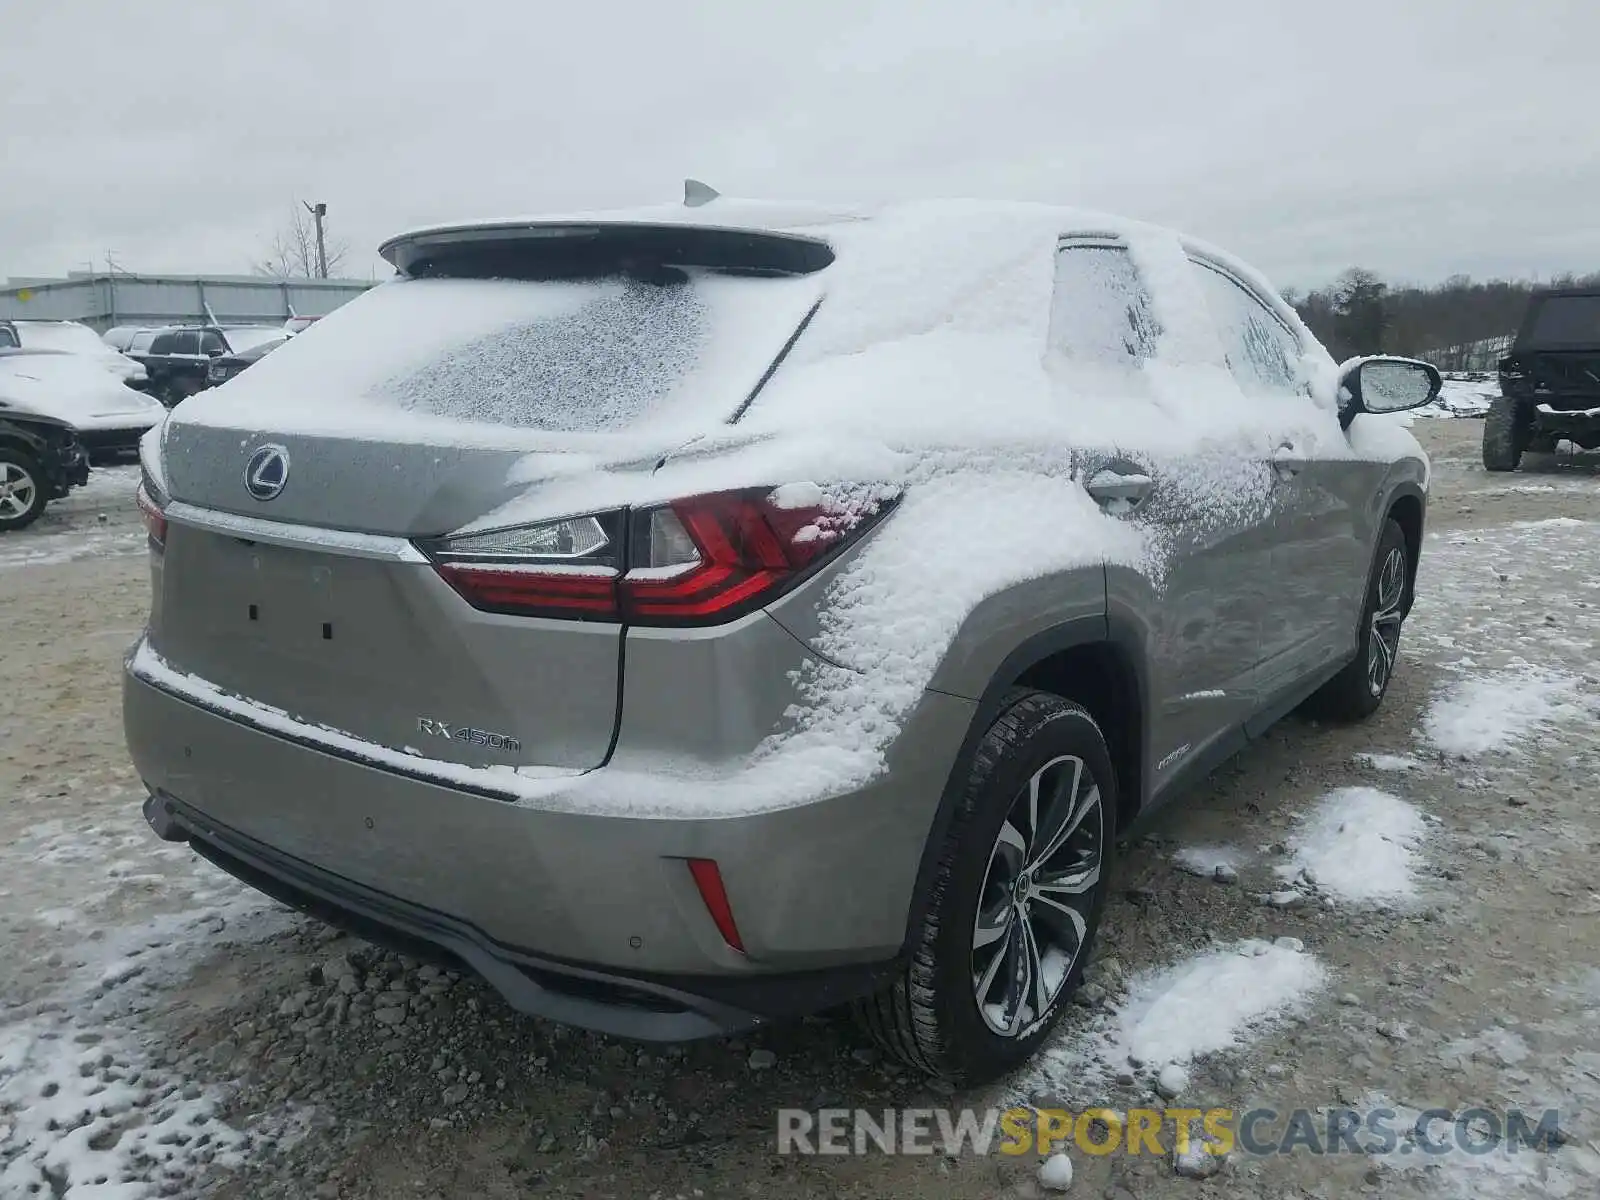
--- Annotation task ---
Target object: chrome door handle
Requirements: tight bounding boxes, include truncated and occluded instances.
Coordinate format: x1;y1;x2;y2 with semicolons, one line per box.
1273;443;1302;480
1086;468;1154;510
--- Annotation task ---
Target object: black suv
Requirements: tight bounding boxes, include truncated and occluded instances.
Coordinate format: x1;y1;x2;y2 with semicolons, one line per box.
0;410;89;531
131;326;281;407
1484;288;1600;470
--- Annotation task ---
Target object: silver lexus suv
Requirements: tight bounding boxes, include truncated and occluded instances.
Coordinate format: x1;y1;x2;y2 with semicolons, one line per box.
125;192;1439;1082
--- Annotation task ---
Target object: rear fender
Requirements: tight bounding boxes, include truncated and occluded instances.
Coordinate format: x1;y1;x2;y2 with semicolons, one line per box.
898;610;1150;957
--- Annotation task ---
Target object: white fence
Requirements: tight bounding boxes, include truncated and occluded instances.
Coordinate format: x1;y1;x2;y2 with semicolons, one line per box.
0;272;379;332
1417;334;1514;373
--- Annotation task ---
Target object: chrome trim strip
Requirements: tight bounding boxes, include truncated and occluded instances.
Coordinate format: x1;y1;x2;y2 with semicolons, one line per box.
164;501;428;562
126;639;582;799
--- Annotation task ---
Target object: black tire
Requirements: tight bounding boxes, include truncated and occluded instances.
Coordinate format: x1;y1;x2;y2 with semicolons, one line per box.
1482;396;1528;471
856;690;1115;1083
0;447;47;532
1305;519;1410;721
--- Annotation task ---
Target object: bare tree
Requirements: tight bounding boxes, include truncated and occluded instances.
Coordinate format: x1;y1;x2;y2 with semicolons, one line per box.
253;205;348;278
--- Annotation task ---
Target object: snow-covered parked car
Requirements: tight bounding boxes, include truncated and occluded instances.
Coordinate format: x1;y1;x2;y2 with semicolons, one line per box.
0;347;166;462
126;191;1440;1083
3;319;150;391
103;325;150;353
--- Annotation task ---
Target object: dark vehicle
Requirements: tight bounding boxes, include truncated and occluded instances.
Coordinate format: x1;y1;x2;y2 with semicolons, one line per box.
1485;289;1600;470
132;326;284;407
201;334;289;390
0;409;89;531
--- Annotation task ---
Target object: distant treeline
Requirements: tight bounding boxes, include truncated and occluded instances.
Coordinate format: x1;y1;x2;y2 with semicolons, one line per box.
1282;269;1600;366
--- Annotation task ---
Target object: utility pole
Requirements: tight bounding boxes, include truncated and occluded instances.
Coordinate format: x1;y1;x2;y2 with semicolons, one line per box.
304;201;329;279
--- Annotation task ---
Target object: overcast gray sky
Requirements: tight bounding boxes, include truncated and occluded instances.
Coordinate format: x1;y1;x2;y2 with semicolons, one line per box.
3;0;1595;291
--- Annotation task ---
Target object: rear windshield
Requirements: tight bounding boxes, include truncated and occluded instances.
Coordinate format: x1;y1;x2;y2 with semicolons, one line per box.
1523;295;1600;348
203;266;826;435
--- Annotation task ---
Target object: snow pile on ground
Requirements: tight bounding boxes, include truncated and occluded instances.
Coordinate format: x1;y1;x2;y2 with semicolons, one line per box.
1416;372;1498;418
1276;787;1428;906
1354;752;1424;772
1173;844;1245;877
1104;940;1325;1067
1020;939;1325;1098
1421;668;1592;758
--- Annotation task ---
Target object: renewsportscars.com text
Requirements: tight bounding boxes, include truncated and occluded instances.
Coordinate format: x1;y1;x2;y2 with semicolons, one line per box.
776;1105;1567;1158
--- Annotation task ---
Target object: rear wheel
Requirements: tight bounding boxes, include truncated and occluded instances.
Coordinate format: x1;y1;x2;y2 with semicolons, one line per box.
856;690;1114;1083
1306;519;1409;721
0;449;46;531
1482;397;1528;471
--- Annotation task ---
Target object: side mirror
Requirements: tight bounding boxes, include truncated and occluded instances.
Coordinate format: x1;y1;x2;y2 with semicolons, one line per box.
205;346;224;357
1336;356;1441;428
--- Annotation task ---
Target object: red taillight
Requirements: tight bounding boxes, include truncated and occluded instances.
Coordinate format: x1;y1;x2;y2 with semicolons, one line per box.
135;482;167;548
421;485;894;627
434;564;619;620
622;486;893;624
686;858;744;953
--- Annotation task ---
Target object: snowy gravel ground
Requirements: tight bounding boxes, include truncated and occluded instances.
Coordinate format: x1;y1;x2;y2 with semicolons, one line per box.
2;423;1599;1198
0;464;144;572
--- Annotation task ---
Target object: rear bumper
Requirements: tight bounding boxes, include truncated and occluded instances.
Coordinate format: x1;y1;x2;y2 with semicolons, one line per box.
142;790;894;1039
123;647;975;1033
1533;402;1600;431
31;433;89;497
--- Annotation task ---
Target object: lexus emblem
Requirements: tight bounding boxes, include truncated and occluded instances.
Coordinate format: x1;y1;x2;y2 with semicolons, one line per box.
244;444;290;502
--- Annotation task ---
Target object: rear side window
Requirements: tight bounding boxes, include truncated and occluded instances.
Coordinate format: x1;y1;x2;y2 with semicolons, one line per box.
1190;260;1301;396
1048;243;1161;368
1524;295;1600;348
171;331;201;355
0;326;17;349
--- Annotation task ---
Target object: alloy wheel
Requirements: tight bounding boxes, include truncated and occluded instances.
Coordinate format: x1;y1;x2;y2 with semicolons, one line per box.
971;754;1103;1038
0;461;38;523
1367;546;1407;696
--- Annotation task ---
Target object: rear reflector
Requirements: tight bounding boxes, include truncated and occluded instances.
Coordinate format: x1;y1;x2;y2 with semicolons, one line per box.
420;484;895;627
686;858;744;953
